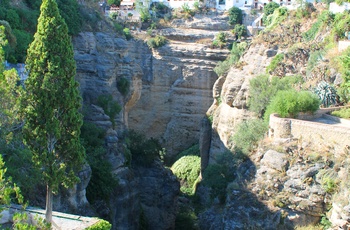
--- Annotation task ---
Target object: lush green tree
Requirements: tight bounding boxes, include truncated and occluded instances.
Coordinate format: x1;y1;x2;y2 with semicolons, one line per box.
22;0;85;223
263;2;280;24
233;24;246;39
228;6;242;25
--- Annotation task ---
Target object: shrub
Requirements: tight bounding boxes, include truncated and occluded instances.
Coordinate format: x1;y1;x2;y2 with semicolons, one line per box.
117;77;130;96
113;22;124;33
97;94;122;128
212;32;227;48
263;2;279;24
331;108;350;119
214;41;247;76
81;122;118;204
314;81;338;107
231;119;268;155
248;75;302;117
336;47;350;103
13;29;32;63
233;24;246;39
202;164;231;203
123;28;132;40
264;89;320;120
57;0;82;35
86;219;112;230
127;130;162;167
228;7;242;25
174;144;200;162
171;155;200;195
264;7;288;29
266;53;284;74
147;35;167;48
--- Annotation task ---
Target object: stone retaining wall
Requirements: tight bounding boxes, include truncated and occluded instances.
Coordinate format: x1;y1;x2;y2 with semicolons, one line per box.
269;107;350;155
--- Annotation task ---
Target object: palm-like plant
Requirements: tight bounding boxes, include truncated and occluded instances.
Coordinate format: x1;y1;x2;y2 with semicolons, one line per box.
314;81;338;107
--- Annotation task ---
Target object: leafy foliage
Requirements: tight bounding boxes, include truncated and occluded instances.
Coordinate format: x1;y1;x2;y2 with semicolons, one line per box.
86;219;112;230
147;35;167;48
233;24;246;39
263;2;280;24
228;7;242;25
97;94;122;129
314;81;338;107
123;28;132;40
232;119;268;155
23;0;85;222
214;41;247;76
331;108;350;119
248;75;303;117
0;155;23;207
174;144;200;162
171;156;200;195
202;163;233;203
127;130;162;167
117;77;130;96
264;89;320;120
264;7;288;29
266;53;284;74
81;122;118;204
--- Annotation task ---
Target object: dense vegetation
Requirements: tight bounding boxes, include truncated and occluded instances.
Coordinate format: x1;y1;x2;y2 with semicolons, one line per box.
0;0;82;63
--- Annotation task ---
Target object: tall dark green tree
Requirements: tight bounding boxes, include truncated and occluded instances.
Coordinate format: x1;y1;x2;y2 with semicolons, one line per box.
22;0;85;223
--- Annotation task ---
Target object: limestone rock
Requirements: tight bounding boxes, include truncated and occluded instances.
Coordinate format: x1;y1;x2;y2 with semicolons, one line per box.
260;150;289;172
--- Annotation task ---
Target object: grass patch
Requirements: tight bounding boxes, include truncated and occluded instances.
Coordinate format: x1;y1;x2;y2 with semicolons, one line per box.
331;108;350;119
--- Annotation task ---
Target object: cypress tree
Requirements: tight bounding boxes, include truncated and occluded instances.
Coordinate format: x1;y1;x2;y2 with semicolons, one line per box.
22;0;85;223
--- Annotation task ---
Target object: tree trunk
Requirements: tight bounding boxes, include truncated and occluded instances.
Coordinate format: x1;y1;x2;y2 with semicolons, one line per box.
45;185;53;223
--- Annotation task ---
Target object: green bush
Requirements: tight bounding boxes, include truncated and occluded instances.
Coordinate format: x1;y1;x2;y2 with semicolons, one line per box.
202;164;231;203
147;35;167;48
171;155;200;195
228;7;242;25
337;37;350;103
214;41;247;76
174;144;200;162
97;94;121;128
127;130;162;167
117;77;130;96
86;219;112;230
264;89;320;120
57;0;82;35
123;28;132;40
266;53;284;74
263;2;279;24
13;29;32;63
233;24;246;39
264;7;288;29
248;75;303;117
81;122;118;204
232;119;268;155
331;108;350;119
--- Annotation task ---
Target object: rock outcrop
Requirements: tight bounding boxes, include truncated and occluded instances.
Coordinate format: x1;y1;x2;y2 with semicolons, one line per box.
73;17;229;228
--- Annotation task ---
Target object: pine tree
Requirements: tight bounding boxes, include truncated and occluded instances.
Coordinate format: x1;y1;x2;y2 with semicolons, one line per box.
22;0;85;223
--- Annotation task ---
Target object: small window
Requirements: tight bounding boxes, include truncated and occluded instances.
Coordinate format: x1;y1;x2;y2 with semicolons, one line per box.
219;0;225;5
236;0;239;3
245;1;247;3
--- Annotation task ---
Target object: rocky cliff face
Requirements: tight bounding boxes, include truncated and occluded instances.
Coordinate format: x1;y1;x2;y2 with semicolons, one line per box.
198;8;350;228
72;16;230;228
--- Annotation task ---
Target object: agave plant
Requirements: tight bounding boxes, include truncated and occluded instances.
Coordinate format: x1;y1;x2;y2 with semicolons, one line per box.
314;81;338;107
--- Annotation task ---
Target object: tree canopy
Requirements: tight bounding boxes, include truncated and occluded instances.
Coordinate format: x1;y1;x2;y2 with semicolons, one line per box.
22;0;85;223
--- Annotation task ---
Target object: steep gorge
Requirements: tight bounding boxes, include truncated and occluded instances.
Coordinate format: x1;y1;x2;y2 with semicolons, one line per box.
72;17;231;229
